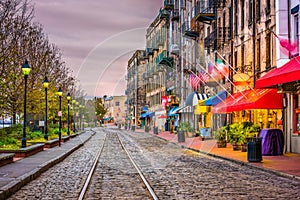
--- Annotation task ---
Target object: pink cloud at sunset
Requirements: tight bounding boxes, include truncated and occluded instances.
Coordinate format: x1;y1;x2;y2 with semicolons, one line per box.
32;0;162;96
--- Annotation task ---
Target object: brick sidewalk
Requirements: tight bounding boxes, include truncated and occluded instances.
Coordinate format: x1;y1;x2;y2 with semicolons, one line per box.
136;128;300;179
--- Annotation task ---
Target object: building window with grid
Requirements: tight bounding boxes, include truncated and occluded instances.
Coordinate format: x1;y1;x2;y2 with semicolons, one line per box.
265;32;271;69
241;44;245;72
241;0;245;29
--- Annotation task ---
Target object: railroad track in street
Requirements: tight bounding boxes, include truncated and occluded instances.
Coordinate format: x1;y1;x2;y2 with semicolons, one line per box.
78;129;158;200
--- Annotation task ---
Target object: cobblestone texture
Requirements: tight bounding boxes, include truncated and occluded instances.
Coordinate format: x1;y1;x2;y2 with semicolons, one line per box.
9;129;106;200
9;128;300;199
85;129;150;199
119;129;300;200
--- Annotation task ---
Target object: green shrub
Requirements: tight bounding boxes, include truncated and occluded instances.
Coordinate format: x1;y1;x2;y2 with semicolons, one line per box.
27;131;44;140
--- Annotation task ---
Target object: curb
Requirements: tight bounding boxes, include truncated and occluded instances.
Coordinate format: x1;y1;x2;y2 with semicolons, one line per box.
153;133;300;182
0;130;96;200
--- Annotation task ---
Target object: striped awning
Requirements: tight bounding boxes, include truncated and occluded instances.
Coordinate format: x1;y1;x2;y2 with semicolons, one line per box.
186;92;209;106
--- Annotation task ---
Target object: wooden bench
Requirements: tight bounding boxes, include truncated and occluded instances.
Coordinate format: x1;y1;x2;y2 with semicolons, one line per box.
0;153;14;167
61;136;70;142
44;139;59;148
0;143;44;158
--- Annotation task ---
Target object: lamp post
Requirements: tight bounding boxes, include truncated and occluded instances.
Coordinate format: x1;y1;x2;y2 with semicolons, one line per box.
21;60;31;148
43;77;49;140
57;87;63;147
67;93;71;136
79;105;83;130
72;100;76;132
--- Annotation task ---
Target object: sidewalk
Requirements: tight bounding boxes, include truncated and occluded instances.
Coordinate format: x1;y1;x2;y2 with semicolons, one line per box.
0;130;95;200
136;128;300;180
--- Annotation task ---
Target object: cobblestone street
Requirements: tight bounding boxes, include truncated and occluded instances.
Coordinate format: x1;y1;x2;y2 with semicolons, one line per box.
9;128;300;199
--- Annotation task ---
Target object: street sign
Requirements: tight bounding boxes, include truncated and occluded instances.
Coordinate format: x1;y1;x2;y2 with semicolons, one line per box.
58;111;62;117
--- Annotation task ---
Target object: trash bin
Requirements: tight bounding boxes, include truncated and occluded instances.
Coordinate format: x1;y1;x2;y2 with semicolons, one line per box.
131;125;135;131
153;126;158;134
178;130;185;143
247;137;262;162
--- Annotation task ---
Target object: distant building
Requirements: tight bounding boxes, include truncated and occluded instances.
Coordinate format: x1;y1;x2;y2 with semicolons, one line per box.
103;95;126;125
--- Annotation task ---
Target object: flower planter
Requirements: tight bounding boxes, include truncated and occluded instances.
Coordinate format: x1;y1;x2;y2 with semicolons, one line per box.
217;141;227;148
232;144;241;151
185;131;194;138
241;143;247;152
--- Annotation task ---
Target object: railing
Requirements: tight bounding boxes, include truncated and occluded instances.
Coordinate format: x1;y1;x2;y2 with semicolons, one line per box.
156;50;167;65
204;27;231;50
171;9;179;20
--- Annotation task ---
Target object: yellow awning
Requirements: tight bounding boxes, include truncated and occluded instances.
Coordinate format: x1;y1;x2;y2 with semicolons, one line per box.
198;100;206;106
194;105;211;114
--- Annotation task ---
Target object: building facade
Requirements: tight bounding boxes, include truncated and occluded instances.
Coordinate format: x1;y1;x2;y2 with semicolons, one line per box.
125;0;300;153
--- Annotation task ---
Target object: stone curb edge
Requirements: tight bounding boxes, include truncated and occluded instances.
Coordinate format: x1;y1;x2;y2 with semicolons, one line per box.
153;135;300;182
0;130;96;200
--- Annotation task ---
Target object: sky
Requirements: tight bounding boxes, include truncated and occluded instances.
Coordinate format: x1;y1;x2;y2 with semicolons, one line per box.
32;0;162;97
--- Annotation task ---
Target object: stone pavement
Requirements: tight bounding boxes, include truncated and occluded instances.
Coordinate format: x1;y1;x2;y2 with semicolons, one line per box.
135;128;300;180
0;130;95;200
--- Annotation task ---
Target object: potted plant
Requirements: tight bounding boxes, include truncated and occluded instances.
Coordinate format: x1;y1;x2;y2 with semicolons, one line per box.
195;131;204;141
228;123;246;151
178;121;194;138
214;125;228;148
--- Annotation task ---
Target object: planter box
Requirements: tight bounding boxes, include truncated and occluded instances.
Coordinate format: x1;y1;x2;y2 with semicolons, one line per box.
44;139;59;148
0;143;44;158
217;141;227;148
61;136;70;142
70;134;78;138
0;153;14;167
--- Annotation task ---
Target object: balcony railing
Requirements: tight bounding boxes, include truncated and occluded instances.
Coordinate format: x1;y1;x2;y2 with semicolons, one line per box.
164;0;174;10
194;0;226;24
182;21;200;39
159;8;170;20
156;50;173;67
204;27;231;50
171;9;179;21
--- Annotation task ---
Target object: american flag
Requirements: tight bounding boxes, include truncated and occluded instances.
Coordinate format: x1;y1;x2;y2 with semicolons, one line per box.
199;71;210;83
190;74;201;89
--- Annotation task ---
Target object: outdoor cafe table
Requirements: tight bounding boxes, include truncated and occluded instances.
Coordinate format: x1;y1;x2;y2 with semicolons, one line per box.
259;128;284;156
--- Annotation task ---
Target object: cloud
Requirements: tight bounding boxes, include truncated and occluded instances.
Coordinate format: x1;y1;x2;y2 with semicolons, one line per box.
32;0;162;96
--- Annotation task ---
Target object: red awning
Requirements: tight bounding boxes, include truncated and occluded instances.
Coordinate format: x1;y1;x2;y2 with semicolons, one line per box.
158;115;168;119
212;90;252;113
256;56;300;88
212;89;283;113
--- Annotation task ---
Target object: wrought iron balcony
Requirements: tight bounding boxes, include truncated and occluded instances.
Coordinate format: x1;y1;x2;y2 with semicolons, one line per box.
163;0;174;10
181;21;200;39
194;0;226;24
171;9;179;21
204;27;231;50
156;50;173;67
159;8;170;20
170;43;180;55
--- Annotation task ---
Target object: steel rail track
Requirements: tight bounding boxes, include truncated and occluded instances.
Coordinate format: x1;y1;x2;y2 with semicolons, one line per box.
78;130;158;200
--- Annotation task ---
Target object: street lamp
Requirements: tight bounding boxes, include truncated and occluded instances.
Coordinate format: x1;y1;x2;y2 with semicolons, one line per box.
43;76;49;140
79;105;83;130
67;93;71;136
72;99;76;132
76;101;79;130
57;87;63;147
21;60;31;148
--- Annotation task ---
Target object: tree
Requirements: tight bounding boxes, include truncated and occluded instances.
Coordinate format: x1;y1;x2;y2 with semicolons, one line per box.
94;97;107;123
